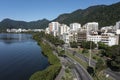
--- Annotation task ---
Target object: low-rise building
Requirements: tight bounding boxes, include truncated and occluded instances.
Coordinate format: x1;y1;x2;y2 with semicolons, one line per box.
77;30;87;45
101;33;119;46
62;33;69;44
87;35;101;44
69;31;78;42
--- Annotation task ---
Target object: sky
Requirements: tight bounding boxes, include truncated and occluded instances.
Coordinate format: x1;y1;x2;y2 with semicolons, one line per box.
0;0;120;21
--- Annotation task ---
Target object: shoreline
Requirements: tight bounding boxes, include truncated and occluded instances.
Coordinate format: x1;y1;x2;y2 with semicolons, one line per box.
29;33;61;80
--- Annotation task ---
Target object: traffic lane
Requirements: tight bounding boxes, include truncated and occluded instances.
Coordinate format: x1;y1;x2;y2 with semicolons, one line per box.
65;57;93;80
75;64;92;80
105;68;120;80
66;48;96;66
71;68;81;80
64;57;82;80
67;48;120;80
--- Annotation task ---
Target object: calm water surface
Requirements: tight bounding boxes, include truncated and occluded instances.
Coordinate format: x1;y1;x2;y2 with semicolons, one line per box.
0;33;49;80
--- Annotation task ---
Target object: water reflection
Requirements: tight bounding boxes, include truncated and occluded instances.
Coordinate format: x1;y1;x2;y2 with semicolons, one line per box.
0;33;49;80
0;33;33;44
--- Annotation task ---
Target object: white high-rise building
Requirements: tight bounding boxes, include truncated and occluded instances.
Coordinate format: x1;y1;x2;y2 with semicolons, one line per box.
101;26;113;33
70;23;81;31
115;21;120;30
116;29;120;34
83;22;98;35
48;22;60;36
59;24;70;35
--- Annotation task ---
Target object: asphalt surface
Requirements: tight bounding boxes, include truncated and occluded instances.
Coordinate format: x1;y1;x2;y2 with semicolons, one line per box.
65;56;93;80
67;48;120;80
43;38;120;80
46;41;93;80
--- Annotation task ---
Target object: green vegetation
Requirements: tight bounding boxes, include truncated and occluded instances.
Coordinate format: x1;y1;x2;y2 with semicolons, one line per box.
66;49;112;80
95;58;107;73
0;18;49;30
44;34;65;47
81;41;97;49
29;32;61;80
98;42;120;71
106;45;120;71
82;49;89;54
54;2;120;28
61;68;73;80
98;42;110;50
35;31;65;47
1;2;120;30
58;50;65;57
66;51;88;69
70;41;78;48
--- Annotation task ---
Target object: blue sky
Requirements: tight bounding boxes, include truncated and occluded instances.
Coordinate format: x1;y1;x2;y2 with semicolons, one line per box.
0;0;119;21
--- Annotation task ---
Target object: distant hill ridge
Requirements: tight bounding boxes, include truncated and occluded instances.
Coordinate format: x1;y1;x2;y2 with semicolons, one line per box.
0;2;120;30
0;18;50;29
53;2;120;28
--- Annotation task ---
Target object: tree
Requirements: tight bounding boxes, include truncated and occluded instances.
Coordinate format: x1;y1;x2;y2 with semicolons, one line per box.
95;58;107;77
87;66;94;76
98;42;109;50
70;41;78;48
58;50;65;57
81;41;97;49
106;45;120;71
81;40;86;48
86;41;97;49
82;49;89;53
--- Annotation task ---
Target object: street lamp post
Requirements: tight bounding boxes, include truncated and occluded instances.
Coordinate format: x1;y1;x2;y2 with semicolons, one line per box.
89;41;92;66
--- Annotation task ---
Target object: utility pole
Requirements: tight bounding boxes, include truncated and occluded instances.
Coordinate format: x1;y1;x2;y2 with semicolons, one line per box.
89;41;92;66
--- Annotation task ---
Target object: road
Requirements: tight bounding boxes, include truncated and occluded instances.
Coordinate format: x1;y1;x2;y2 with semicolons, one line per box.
45;39;93;80
67;48;96;66
43;39;93;80
67;48;120;80
42;39;65;80
65;56;93;80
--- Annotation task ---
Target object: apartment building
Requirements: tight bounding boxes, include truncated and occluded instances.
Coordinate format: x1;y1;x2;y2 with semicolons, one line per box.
48;22;60;36
70;23;81;31
101;33;119;46
77;30;87;45
83;22;98;35
59;24;70;35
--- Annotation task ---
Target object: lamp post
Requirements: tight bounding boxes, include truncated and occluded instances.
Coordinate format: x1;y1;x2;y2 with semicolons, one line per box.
89;41;92;66
63;45;66;57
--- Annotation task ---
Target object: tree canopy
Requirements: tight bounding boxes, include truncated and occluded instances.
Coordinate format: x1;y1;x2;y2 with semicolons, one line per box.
81;41;97;49
106;45;120;71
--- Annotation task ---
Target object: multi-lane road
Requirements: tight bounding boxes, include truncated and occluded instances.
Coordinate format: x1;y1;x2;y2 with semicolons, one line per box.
65;56;93;80
43;39;120;80
54;49;93;80
66;48;120;80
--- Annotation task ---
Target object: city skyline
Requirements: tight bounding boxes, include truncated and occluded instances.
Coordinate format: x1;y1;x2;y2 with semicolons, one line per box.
0;0;120;21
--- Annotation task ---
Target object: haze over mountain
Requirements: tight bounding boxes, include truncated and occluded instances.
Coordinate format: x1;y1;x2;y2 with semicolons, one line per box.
0;2;120;30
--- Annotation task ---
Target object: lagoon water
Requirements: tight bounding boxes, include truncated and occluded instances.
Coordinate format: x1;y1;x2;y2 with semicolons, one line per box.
0;33;49;80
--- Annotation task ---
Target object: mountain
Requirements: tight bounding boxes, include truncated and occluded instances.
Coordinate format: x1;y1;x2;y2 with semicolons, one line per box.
0;2;120;30
53;2;120;28
0;18;50;30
